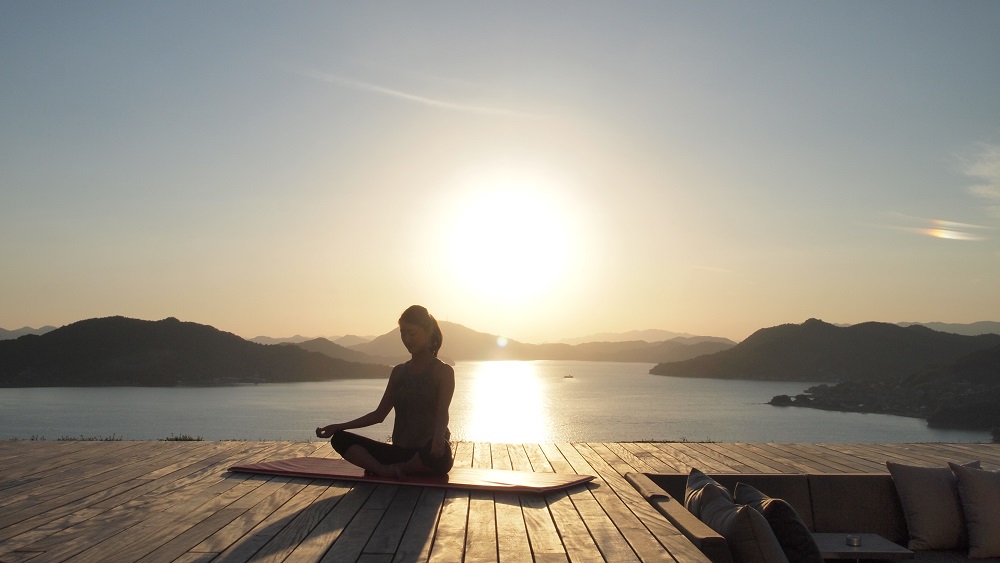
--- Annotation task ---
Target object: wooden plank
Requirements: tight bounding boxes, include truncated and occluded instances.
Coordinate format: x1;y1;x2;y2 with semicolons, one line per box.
464;491;498;563
0;441;144;484
538;443;575;475
226;484;349;563
627;442;686;472
206;479;325;561
576;443;705;562
0;507;108;558
524;443;555;473
0;441;201;512
570;495;638;562
491;443;512;471
698;443;794;473
595;451;709;562
544;444;638;562
669;443;740;472
929;443;1000;467
776;444;879;473
135;507;247;563
507;444;534;473
68;476;321;562
427;488;469;563
737;443;828;473
544;488;604;563
6;441;1000;563
391;487;445;563
364;485;422;556
107;475;272;563
282;482;375;562
90;441;270;509
805;444;895;472
452;441;474;469
520;492;567;561
320;483;405;563
0;443;248;545
603;443;660;474
318;506;384;563
472;442;492;469
191;477;308;555
494;492;532;563
649;442;723;472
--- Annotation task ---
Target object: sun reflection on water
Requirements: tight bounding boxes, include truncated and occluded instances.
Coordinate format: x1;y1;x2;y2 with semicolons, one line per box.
464;361;551;443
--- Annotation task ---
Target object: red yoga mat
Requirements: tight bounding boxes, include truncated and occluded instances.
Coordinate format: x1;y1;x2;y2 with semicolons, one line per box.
229;457;594;493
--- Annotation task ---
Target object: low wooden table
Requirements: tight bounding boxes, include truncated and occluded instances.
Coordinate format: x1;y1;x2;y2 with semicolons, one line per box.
812;533;914;560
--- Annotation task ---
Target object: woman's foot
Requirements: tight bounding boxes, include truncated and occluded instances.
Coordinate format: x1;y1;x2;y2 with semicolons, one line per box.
369;463;405;479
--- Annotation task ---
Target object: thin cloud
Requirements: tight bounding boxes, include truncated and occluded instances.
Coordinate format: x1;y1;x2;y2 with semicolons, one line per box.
295;67;545;120
959;142;1000;202
883;212;991;241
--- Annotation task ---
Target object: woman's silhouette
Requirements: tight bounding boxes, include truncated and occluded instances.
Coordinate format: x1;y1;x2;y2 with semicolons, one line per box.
316;305;454;477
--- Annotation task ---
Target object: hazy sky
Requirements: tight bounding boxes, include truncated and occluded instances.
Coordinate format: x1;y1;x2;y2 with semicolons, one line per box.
2;2;999;343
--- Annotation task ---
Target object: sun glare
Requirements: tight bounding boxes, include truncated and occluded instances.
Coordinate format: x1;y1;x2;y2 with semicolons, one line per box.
444;169;573;301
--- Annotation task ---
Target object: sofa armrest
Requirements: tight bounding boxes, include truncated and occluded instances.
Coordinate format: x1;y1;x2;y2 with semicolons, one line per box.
627;473;735;563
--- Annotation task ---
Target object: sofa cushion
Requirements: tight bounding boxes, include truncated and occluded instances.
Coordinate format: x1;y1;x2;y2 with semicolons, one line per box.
807;474;908;545
886;460;980;550
697;482;789;563
949;463;1000;558
735;483;823;563
709;474;814;530
685;468;733;518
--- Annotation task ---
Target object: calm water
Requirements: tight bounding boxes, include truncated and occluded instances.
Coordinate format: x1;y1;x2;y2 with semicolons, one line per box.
0;360;989;443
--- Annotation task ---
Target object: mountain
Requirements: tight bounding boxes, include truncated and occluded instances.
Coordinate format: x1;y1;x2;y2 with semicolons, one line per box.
348;321;733;363
924;344;1000;429
772;342;1000;431
252;334;374;346
291;337;386;364
334;335;373;347
0;326;57;340
898;321;1000;337
650;318;1000;381
250;335;315;345
561;329;704;345
0;316;389;387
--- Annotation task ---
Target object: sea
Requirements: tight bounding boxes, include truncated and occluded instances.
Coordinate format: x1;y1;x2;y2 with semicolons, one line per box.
0;360;990;443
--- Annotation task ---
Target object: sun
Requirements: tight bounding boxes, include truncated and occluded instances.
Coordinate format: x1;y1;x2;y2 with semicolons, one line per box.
444;169;573;301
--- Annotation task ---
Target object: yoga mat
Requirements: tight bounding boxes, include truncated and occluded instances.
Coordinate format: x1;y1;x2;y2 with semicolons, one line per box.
229;456;595;493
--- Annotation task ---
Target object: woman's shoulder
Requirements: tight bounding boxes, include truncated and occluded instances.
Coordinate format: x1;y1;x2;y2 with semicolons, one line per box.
432;358;454;378
388;363;407;380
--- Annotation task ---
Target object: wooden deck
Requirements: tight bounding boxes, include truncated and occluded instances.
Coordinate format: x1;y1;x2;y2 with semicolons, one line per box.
1;441;998;562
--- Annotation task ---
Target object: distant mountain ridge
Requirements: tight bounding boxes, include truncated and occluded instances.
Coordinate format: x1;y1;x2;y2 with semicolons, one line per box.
898;321;1000;337
0;316;389;387
250;334;374;346
292;337;392;365
648;318;1000;431
560;329;708;345
0;317;733;387
0;326;57;340
341;321;734;364
651;318;1000;381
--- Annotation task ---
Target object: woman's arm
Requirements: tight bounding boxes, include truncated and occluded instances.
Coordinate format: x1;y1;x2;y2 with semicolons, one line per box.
315;367;398;438
430;362;455;456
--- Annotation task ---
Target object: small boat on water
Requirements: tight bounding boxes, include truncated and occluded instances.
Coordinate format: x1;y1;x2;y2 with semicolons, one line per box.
564;374;573;378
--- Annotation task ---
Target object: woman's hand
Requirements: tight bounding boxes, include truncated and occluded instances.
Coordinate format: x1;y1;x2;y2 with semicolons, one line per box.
315;424;339;439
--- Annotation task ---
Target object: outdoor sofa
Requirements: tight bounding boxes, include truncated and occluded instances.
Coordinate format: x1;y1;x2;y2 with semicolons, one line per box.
627;462;1000;563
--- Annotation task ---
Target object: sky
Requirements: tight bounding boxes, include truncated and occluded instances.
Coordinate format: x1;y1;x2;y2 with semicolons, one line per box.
2;2;1000;344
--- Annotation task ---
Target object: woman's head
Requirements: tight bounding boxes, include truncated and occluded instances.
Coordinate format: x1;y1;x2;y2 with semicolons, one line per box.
398;305;443;357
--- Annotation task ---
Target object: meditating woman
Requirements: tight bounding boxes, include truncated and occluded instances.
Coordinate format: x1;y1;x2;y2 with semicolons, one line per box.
316;305;454;477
